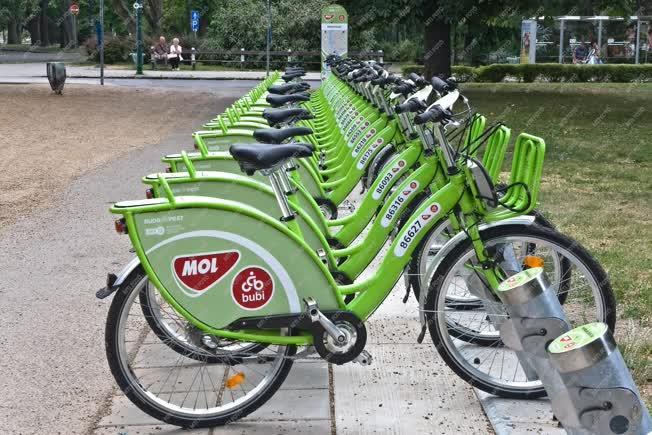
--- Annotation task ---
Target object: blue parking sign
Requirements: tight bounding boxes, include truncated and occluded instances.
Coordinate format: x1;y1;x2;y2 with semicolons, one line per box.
191;10;200;32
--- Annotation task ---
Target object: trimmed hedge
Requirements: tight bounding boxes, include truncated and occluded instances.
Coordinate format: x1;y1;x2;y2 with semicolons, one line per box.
400;63;652;83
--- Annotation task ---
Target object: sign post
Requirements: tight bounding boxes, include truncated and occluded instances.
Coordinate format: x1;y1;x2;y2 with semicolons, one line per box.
96;0;105;85
134;0;143;75
70;4;80;48
266;0;271;77
191;10;200;36
320;4;348;80
520;19;537;64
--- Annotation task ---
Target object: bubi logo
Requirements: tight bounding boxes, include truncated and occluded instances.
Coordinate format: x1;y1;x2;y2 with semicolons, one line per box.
231;267;274;310
172;251;240;295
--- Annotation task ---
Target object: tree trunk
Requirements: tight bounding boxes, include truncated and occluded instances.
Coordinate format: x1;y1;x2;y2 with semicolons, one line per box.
111;0;136;35
144;0;162;38
29;17;41;45
424;17;451;79
40;0;50;46
8;20;19;44
60;0;75;48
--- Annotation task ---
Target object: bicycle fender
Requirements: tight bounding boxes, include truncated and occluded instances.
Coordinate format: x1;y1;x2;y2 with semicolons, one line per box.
96;256;141;299
417;215;536;326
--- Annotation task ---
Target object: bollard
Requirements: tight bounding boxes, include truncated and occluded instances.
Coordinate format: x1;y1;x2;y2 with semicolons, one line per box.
240;48;245;70
46;62;66;94
495;267;584;432
191;47;196;70
547;323;652;435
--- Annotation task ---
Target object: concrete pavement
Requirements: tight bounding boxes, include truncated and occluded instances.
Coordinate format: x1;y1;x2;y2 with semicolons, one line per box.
0;61;321;81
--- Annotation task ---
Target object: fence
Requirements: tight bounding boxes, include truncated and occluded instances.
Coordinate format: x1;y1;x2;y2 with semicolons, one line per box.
149;47;384;70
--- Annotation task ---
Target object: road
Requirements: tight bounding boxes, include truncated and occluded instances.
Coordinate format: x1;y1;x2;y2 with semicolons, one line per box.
0;50;82;64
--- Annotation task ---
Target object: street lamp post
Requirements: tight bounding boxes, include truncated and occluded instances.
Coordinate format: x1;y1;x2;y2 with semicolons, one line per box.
135;0;144;75
99;0;104;84
266;0;271;77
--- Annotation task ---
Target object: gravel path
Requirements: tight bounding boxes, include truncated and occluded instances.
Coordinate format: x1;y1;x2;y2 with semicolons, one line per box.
0;84;228;229
0;84;243;434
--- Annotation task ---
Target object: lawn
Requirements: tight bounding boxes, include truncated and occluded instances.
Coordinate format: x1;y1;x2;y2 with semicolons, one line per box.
463;82;651;404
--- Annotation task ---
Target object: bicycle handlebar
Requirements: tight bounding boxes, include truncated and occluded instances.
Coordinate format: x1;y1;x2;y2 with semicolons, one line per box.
394;98;426;114
409;73;428;88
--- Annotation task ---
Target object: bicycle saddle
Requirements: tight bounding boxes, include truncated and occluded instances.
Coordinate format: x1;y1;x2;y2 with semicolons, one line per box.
262;107;313;126
267;82;310;95
253;126;313;144
281;71;304;82
266;93;310;108
230;143;314;175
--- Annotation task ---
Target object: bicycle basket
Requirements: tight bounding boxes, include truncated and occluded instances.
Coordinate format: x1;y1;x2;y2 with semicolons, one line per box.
480;125;511;181
485;132;546;221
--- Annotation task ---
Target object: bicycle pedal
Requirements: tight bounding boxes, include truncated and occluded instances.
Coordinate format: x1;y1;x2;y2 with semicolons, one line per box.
303;297;346;343
354;350;372;366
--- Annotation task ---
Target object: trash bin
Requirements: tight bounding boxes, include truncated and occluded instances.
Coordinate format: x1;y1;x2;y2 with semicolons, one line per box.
46;62;66;95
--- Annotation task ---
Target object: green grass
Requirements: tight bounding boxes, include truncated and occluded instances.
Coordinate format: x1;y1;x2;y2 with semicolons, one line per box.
465;82;651;405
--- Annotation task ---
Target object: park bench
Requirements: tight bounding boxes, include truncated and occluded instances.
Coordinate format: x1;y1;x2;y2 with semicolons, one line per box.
149;46;168;70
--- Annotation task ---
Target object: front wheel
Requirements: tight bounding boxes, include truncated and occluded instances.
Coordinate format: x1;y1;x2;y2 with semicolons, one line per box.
424;224;616;399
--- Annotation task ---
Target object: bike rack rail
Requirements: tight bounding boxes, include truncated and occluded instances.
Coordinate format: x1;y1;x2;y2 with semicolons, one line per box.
496;268;651;435
548;323;652;434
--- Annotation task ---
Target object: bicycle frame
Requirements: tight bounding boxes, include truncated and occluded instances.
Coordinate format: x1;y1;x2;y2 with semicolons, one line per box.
111;159;499;347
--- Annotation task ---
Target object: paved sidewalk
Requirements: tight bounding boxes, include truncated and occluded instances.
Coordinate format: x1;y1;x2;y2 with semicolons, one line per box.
92;282;492;435
92;190;492;434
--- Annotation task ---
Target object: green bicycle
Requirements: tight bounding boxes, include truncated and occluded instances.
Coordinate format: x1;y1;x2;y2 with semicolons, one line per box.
101;73;615;427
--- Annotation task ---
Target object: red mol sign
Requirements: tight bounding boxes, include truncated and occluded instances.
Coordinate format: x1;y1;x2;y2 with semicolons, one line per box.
173;251;240;293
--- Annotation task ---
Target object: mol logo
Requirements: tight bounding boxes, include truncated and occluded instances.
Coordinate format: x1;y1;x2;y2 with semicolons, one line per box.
231;266;274;310
356;138;384;170
351;129;377;156
373;159;406;200
394;202;441;257
172;251;240;295
381;181;420;228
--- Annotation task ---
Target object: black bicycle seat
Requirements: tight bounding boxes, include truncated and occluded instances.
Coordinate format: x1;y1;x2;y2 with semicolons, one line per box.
230;143;314;175
253;127;313;144
268;82;310;95
262;107;313;126
266;93;310;108
281;71;305;82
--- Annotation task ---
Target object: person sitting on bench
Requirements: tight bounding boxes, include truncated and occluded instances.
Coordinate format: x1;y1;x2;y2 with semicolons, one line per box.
168;38;183;71
152;36;168;65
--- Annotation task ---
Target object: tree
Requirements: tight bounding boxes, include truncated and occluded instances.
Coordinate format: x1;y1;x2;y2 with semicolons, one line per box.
106;0;162;38
0;0;37;44
341;0;637;78
206;0;331;51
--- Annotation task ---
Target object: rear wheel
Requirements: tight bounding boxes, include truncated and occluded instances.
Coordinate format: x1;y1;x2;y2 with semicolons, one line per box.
424;224;616;399
106;267;295;428
137;268;266;363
